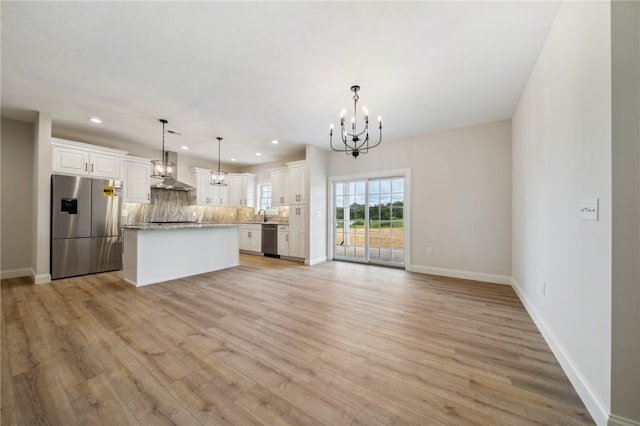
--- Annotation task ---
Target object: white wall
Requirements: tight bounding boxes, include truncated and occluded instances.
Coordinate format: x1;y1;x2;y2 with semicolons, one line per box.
611;0;640;423
32;113;52;283
307;145;328;265
327;119;512;284
1;118;34;278
511;2;611;424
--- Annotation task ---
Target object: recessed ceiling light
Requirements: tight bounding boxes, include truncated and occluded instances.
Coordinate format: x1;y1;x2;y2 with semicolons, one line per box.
89;117;102;124
231;158;237;162
181;145;189;150
256;152;262;156
272;140;278;145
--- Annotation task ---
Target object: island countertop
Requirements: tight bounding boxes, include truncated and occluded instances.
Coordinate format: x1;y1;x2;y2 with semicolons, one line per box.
123;223;239;231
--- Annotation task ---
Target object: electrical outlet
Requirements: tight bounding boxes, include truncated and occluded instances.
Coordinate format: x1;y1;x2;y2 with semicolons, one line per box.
427;247;433;255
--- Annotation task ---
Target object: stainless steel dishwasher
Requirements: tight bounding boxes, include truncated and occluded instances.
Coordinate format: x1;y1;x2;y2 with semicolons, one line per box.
262;224;279;258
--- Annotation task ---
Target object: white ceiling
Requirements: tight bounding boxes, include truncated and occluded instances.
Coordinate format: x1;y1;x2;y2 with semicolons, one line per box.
1;1;560;166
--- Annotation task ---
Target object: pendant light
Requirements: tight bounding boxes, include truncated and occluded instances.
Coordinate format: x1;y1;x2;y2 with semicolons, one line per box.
329;85;383;158
210;137;228;186
150;119;176;180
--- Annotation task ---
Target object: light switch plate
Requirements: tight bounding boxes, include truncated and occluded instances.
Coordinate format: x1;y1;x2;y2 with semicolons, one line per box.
580;197;599;221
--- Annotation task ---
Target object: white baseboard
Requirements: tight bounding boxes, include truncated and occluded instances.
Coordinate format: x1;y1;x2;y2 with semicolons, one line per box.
0;268;32;280
609;414;640;426
306;256;327;266
31;269;51;285
407;264;511;285
510;277;609;426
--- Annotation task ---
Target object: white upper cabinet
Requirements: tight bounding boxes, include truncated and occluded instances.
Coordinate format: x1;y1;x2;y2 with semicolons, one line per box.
269;167;290;206
228;173;256;207
52;146;89;175
122;157;151;203
192;168;214;206
192;167;231;206
287;160;306;205
90;152;122;178
51;138;127;179
211;184;229;207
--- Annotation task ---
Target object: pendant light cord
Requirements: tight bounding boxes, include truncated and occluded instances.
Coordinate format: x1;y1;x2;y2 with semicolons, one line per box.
217;137;222;172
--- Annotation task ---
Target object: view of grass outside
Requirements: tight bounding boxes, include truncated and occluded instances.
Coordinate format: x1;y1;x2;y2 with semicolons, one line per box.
334;177;405;264
335;201;404;249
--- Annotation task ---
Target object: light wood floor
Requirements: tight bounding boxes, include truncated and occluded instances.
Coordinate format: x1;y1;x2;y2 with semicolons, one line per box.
2;254;593;425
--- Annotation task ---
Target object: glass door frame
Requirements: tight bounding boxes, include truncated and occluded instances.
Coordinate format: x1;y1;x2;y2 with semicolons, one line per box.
327;168;411;269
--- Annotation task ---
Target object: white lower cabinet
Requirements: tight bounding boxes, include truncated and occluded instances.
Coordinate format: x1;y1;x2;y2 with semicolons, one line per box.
277;225;289;256
239;224;262;253
288;205;306;259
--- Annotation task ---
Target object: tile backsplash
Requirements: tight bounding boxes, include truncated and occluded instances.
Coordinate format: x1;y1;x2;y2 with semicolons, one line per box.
122;188;289;224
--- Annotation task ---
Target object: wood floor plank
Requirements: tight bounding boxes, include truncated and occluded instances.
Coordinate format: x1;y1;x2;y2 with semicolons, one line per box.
234;383;321;426
0;254;594;425
12;362;79;425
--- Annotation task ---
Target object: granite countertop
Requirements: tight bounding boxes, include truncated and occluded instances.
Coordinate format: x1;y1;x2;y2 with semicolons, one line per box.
238;221;288;225
123;223;239;231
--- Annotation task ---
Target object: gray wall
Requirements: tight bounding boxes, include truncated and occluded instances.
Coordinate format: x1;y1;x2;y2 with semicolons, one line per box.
611;0;640;422
1;118;35;277
327;119;512;283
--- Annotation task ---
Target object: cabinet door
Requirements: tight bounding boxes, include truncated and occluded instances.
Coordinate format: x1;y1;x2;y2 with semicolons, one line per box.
289;164;306;204
228;174;255;207
278;227;289;256
239;226;261;252
250;228;262;252
271;170;290;206
52;146;89;175
122;159;151;203
89;152;121;178
289;205;306;258
192;172;213;205
271;172;283;205
239;228;251;250
228;175;243;206
282;171;290;205
218;185;229;206
243;174;256;207
210;184;229;206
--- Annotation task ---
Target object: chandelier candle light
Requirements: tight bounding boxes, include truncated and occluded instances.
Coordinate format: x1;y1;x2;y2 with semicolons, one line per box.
151;119;176;180
330;85;382;158
210;137;228;186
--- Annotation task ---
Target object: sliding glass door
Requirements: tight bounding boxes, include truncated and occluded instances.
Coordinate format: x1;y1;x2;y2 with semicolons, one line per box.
333;176;405;267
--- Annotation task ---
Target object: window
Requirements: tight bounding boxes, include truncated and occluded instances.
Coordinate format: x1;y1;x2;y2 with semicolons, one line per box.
333;176;405;267
258;183;272;210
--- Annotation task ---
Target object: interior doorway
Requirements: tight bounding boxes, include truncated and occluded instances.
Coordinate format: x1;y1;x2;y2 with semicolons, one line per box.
333;176;405;267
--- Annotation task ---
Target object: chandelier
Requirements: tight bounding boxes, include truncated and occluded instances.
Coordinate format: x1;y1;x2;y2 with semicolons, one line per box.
151;119;176;180
210;137;228;186
330;85;382;158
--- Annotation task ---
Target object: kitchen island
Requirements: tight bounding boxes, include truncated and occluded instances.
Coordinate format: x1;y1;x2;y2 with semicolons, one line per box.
122;223;239;287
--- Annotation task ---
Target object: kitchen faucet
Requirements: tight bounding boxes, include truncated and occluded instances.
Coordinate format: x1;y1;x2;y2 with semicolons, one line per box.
257;209;267;222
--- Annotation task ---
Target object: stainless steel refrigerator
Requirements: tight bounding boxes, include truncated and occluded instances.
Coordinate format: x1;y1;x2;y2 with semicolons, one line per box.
51;174;123;279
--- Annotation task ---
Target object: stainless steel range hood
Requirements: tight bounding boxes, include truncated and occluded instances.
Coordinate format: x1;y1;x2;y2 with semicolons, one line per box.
150;151;195;191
